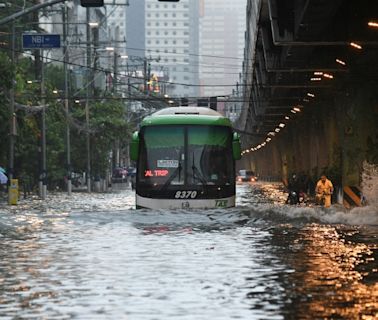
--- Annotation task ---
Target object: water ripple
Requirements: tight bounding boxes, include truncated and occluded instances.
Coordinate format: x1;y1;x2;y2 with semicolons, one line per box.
0;185;376;319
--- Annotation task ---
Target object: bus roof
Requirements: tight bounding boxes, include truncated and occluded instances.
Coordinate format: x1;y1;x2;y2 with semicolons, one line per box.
140;107;232;127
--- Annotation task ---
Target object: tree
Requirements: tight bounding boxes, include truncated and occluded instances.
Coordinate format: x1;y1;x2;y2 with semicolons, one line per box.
0;52;14;166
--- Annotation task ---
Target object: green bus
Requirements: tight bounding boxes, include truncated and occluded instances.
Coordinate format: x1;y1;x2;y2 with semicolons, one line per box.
130;107;241;209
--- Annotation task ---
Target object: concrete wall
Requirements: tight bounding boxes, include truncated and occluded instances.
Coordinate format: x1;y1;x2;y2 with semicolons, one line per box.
239;84;378;191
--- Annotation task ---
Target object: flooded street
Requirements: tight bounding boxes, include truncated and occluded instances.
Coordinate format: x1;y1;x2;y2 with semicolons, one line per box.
0;183;377;319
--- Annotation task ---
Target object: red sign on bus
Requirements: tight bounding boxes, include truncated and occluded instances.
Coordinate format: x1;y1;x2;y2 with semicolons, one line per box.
144;170;169;177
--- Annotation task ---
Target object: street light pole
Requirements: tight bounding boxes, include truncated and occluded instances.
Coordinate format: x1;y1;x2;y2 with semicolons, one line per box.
86;8;91;192
62;4;71;195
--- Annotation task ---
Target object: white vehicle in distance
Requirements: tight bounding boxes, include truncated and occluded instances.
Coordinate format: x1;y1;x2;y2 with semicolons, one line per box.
236;170;258;183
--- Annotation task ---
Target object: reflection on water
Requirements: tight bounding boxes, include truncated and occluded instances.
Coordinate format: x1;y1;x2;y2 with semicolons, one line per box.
270;224;378;319
0;184;377;319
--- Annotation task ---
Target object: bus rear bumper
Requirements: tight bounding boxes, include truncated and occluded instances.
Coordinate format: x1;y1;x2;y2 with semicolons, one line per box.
136;195;235;210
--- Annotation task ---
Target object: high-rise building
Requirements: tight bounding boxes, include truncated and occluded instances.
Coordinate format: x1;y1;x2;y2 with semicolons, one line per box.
39;2;111;91
144;0;199;97
107;2;127;58
199;0;246;97
126;0;145;60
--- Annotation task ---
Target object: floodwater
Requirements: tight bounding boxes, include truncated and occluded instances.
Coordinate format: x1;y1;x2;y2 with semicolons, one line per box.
0;183;377;319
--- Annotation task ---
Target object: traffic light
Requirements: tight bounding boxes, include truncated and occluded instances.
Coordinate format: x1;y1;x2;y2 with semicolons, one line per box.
80;0;104;7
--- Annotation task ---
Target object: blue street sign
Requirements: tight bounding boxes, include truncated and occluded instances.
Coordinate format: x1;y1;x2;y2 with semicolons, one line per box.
22;34;61;49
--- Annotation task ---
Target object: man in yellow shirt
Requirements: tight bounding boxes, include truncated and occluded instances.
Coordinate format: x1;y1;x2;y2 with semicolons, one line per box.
315;174;333;208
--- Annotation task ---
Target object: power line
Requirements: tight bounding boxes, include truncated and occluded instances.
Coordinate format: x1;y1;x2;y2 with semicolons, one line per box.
0;46;244;88
125;45;249;62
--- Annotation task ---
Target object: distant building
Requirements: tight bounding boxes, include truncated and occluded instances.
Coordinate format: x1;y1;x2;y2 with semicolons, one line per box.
126;0;145;60
199;0;246;97
144;0;199;97
39;1;115;92
107;1;127;57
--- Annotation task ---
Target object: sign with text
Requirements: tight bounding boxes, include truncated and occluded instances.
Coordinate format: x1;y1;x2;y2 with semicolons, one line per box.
22;34;61;49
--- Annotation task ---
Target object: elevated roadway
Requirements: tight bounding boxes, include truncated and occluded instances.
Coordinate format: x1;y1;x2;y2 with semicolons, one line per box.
237;0;378;207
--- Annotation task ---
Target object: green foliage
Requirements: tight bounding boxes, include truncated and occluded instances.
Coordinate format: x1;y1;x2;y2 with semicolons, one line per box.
69;98;131;179
0;52;14;166
0;52;133;190
90;99;129;177
0;51;14;89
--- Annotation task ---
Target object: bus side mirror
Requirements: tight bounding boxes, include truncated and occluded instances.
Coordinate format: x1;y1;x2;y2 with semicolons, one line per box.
130;131;139;161
232;132;241;160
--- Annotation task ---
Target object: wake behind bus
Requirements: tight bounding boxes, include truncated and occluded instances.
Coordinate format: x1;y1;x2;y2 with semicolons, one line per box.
130;106;241;209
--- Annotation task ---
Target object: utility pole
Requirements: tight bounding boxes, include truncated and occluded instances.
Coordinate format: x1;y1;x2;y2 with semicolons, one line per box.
85;8;91;192
147;61;151;93
144;58;147;95
8;21;15;183
41;50;47;200
62;4;71;195
113;51;118;93
126;61;131;167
